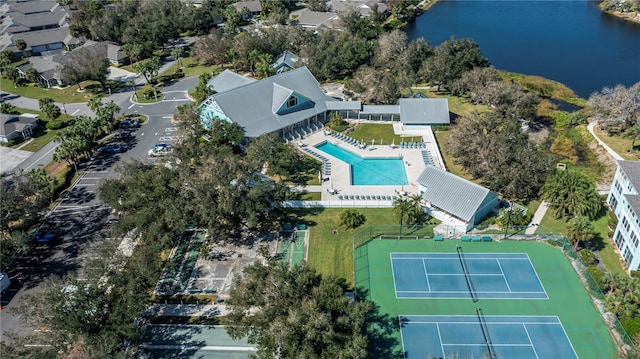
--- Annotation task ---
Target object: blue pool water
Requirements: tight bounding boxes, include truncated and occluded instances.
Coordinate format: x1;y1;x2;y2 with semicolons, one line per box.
315;142;407;185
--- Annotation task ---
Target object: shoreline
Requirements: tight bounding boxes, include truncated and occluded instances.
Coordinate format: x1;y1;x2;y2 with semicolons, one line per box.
598;2;640;25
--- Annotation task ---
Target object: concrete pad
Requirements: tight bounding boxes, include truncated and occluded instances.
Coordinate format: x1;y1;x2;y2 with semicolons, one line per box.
108;66;138;83
0;146;33;175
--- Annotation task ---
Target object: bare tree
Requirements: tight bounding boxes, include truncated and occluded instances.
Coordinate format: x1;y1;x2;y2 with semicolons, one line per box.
588;81;640;131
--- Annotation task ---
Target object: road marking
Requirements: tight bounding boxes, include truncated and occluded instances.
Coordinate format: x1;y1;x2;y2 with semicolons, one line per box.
155;132;158;135
128;104;135;109
80;177;102;180
85;170;109;173
162;116;173;119
140;133;144;136
158;136;179;141
161;99;191;102
165;127;178;132
71;109;80;116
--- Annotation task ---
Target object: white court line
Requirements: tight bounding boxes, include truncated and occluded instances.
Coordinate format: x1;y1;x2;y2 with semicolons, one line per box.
398;317;407;359
390;253;399;299
496;259;513;292
523;324;541;359
422;259;431;292
436;323;446;359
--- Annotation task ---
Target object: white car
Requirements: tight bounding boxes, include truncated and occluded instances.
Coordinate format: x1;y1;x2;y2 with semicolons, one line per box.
148;143;173;157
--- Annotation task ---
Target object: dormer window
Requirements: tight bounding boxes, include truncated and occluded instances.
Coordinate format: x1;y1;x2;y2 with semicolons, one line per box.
287;96;297;108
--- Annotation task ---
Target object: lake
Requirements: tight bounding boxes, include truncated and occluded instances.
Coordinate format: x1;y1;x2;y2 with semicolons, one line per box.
404;0;640;98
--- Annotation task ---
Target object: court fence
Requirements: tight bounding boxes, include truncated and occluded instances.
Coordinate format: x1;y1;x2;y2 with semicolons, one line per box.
352;225;639;359
548;236;638;359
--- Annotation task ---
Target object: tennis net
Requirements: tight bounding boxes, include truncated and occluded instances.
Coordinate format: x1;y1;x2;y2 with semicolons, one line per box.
456;245;478;302
476;307;496;359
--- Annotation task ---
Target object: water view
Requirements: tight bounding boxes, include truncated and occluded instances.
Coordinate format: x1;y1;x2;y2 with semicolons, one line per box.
404;0;640;98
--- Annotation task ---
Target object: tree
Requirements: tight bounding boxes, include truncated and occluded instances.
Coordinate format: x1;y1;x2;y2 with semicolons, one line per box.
133;56;161;84
421;37;489;92
226;261;371;359
1;65;19;86
223;5;242;33
339;209;366;229
14;39;27;51
0;50;13;67
0;102;18;114
121;43;143;64
588;81;640;131
59;46;110;90
38;97;61;120
540;170;602;220
171;46;183;68
625;125;640;152
393;197;412;226
566;215;596;250
25;67;39;84
192;29;230;66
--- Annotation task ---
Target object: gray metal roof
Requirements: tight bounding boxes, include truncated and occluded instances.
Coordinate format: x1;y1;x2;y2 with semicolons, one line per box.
207;69;256;94
206;67;333;138
417;165;497;223
619;161;640;192
360;104;399;115
326;101;362;110
271;50;300;69
232;1;262;13
399;98;450;125
296;11;339;28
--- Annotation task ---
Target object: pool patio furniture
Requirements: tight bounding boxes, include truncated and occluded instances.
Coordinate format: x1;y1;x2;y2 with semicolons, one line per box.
434;235;444;241
482;236;492;242
472;236;481;242
461;236;470;242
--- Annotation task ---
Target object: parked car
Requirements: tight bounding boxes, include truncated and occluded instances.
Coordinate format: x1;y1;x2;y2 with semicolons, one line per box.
0;272;10;294
114;130;134;140
119;119;141;129
31;232;60;245
148;143;173;157
98;143;123;154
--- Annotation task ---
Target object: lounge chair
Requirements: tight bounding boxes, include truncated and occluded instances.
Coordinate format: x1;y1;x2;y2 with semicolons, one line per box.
349;195;354;200
434;235;444;241
338;195;343;200
461;236;470;242
365;195;371;200
355;195;360;200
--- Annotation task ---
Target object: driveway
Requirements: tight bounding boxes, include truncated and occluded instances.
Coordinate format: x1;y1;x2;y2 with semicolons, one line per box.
0;147;33;175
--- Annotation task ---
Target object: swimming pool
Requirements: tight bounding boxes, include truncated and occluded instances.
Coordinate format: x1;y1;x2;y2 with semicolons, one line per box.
315;142;407;185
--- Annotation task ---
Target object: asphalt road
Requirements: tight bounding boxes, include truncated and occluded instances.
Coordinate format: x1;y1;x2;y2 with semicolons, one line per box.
0;75;197;342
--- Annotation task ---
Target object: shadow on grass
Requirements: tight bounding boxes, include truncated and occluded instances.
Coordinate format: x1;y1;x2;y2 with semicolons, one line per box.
276;207;323;229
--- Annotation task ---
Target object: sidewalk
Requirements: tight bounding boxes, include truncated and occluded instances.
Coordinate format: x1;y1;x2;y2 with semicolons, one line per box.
587;121;624;161
145;303;229;317
525;201;549;235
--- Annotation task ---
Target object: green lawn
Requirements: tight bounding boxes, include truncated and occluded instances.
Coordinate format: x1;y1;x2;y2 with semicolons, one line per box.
593;128;639;161
0;78;124;103
411;87;488;118
8;108;74;152
537;206;626;275
284;207;397;286
347;123;404;146
160;57;221;78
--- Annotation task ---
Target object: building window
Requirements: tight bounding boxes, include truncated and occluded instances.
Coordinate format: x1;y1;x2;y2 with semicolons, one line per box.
623;247;633;264
631;231;639;249
609;196;618;209
627;181;633;192
287;96;297;108
615;231;624;248
623;216;630;232
615;180;623;194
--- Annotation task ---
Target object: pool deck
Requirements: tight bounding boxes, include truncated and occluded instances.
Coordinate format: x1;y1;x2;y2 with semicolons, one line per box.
297;126;443;201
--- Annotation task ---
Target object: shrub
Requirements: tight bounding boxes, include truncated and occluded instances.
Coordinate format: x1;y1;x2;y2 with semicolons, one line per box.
622;317;640;338
587;265;605;290
339;209;366;230
579;249;597;266
46;120;66;130
631;271;640;279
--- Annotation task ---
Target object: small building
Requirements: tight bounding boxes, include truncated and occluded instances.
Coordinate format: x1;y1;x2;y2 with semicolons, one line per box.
271;50;300;74
606;160;640;272
417;165;498;232
329;0;388;17
295;11;340;29
399;98;450;126
0;113;39;143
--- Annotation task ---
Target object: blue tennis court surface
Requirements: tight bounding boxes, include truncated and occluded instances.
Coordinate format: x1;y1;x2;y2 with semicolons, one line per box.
391;253;547;299
400;315;578;359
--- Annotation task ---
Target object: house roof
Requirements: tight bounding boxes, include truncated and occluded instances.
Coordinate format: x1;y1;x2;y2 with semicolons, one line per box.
232;1;262;13
271;50;299;69
360;104;399;114
326;101;361;110
329;0;387;17
17;53;63;80
1;11;68;34
2;26;75;52
1;0;60;16
619;161;640;191
296;11;339;28
0;113;39;137
399;98;450;125
417;165;497;223
207;69;256;93
204;67;334;138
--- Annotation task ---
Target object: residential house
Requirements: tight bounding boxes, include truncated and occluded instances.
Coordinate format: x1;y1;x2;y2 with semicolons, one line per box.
206;69;256;94
232;1;262;19
0;113;39;143
607;160;640;272
0;0;79;58
271;50;300;74
417;165;499;232
328;0;387;17
295;11;340;30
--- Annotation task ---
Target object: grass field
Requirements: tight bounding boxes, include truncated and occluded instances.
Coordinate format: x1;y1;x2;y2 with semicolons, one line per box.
357;238;619;359
160;57;221;78
348;123;404;146
593;128;639;161
0;77;124;103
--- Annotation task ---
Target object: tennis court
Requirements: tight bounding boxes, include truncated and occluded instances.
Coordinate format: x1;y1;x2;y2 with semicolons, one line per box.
400;314;577;359
391;252;547;299
354;236;620;359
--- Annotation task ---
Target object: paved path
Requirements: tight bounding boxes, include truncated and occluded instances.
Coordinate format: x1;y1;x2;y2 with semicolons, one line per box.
525;201;549;235
587;120;624;161
145;304;229;317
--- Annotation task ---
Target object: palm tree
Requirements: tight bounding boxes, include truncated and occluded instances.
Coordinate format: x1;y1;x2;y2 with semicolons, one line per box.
393;197;411;228
541;170;602;220
171;47;183;68
408;193;426;224
14;39;27;51
566;215;595;250
339;209;365;229
87;96;103;113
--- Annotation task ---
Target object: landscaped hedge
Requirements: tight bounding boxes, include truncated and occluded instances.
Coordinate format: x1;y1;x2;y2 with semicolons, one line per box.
46;120;66;130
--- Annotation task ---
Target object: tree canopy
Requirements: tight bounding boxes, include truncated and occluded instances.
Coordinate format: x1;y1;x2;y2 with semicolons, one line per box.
541;169;602;220
226;261;372;359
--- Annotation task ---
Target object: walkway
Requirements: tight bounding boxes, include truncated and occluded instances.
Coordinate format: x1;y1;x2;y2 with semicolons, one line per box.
587;120;624;161
525;201;549;235
145;303;229;317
